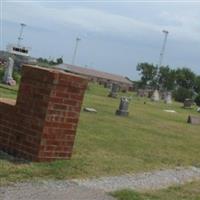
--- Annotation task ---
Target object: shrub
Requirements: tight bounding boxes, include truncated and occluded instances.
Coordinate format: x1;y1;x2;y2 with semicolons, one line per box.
0;67;21;84
0;67;4;81
13;70;21;84
173;87;193;102
195;94;200;106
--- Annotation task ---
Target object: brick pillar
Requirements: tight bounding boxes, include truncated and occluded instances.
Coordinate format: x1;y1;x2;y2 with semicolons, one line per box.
0;65;88;162
38;69;88;161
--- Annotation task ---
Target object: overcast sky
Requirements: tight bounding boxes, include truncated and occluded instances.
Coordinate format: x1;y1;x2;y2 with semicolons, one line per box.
1;0;200;80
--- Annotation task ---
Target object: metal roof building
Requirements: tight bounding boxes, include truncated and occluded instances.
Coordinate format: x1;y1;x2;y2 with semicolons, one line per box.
55;64;133;88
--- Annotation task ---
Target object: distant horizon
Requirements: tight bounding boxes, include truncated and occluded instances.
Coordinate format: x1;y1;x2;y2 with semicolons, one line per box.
1;1;200;80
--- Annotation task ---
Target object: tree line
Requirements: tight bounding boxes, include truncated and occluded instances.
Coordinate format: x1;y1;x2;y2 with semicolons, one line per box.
136;62;200;104
37;57;63;66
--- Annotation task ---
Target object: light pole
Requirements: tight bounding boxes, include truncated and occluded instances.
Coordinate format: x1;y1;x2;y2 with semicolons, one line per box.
72;37;81;65
158;30;169;68
17;23;26;47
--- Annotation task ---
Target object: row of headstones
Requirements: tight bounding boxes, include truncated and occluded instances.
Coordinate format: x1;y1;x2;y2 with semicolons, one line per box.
138;89;200;124
115;97;200;124
106;83;130;116
107;85;172;117
115;95;200;125
148;89;172;104
84;95;130;117
87;84;200;124
140;89;197;109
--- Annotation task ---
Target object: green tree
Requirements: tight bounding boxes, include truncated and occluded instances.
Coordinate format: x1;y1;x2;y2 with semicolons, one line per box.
175;68;196;89
194;75;200;94
158;66;176;90
173;87;193;102
195;94;200;106
56;57;63;64
136;62;158;88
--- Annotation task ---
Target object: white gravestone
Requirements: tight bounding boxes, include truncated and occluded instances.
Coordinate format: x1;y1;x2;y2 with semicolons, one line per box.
164;92;172;104
151;90;160;101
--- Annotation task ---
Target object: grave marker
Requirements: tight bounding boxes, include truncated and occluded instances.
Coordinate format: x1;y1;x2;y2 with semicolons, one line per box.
116;96;130;117
184;99;194;108
187;115;200;125
108;83;119;98
164;92;172;104
151;89;160;101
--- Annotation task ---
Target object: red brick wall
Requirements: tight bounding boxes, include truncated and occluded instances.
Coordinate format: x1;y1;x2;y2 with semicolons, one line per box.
0;65;88;162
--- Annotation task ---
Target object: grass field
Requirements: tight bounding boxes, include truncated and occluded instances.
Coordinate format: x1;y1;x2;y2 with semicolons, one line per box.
0;82;200;186
112;181;200;200
0;66;19;99
0;83;18;99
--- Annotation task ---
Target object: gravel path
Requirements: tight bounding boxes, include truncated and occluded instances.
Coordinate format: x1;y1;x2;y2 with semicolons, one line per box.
1;166;200;200
74;166;200;192
0;181;115;200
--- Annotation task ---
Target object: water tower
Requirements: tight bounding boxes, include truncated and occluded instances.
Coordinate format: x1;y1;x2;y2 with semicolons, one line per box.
6;23;30;57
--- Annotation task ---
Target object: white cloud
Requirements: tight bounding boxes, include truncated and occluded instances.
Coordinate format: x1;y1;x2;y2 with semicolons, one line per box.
2;1;200;42
2;2;160;36
159;10;200;42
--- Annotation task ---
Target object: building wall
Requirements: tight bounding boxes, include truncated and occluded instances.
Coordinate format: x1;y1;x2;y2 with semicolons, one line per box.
65;70;133;92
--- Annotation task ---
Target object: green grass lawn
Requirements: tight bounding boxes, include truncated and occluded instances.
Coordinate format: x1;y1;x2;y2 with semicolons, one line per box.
0;82;200;186
0;83;18;99
112;181;200;200
0;65;19;99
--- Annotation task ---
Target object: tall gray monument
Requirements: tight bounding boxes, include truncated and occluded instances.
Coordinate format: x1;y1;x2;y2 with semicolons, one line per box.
3;57;16;86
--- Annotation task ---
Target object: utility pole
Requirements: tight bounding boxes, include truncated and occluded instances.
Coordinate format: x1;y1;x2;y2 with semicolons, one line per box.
17;23;26;47
72;37;81;65
158;30;169;68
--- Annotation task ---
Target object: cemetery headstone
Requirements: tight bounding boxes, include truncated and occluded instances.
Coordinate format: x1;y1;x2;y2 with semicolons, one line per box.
164;92;172;104
116;96;130;116
137;89;152;98
137;89;144;97
3;57;16;86
108;83;119;98
161;91;167;100
187;115;200;125
151;89;160;101
183;98;194;108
